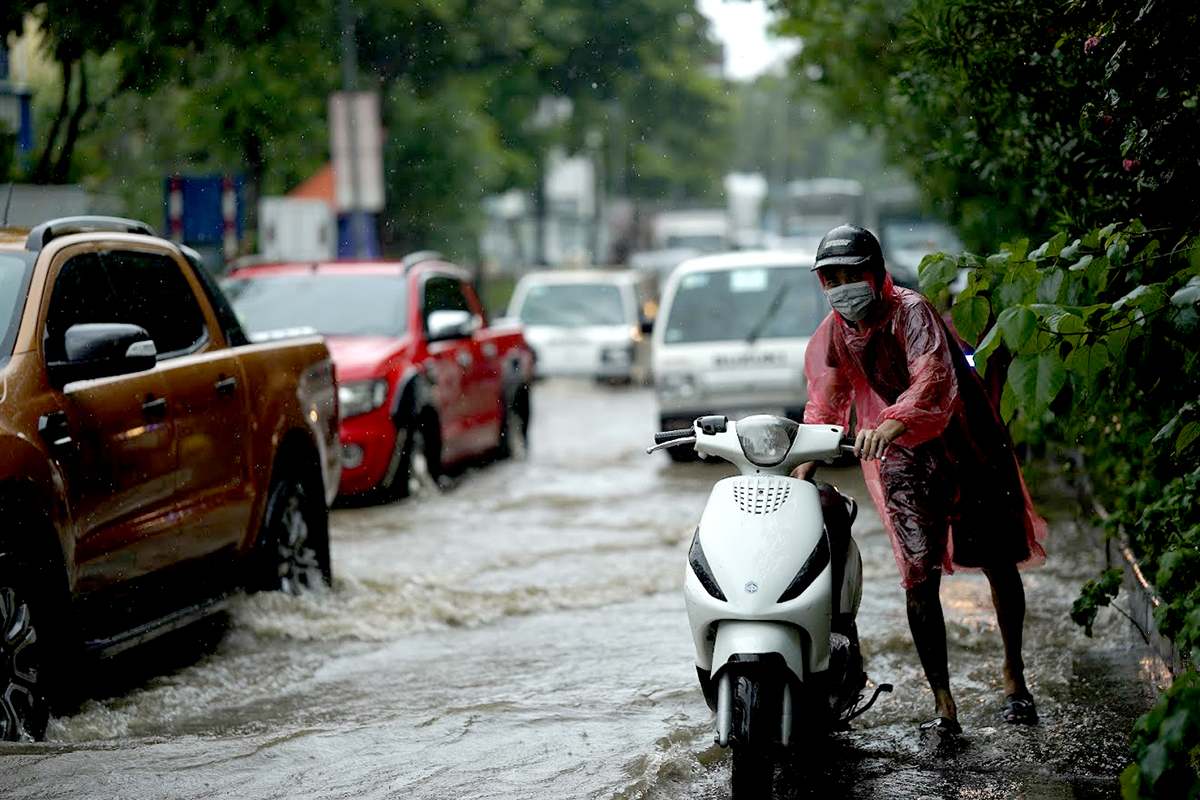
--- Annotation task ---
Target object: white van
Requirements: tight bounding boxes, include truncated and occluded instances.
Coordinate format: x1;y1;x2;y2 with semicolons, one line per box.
506;269;655;384
651;251;829;458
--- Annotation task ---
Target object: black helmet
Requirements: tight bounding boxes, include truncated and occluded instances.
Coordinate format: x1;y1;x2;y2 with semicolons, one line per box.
812;224;884;272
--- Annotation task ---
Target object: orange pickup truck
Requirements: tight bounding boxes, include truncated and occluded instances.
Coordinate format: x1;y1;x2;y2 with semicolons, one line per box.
0;216;340;741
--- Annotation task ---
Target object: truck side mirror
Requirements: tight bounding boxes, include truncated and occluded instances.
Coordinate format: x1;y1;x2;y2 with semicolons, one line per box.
47;323;158;389
427;309;476;342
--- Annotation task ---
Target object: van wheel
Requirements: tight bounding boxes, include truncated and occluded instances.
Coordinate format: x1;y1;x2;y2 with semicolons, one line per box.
0;552;50;741
256;468;330;594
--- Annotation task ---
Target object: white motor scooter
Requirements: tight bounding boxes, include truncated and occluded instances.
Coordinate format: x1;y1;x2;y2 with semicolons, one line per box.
648;414;891;797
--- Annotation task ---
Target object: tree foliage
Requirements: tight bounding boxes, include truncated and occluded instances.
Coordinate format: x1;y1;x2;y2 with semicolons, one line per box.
771;0;1200;794
772;0;1200;253
9;0;731;258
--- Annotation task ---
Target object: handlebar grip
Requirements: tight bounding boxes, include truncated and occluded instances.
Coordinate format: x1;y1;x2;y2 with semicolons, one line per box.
840;436;857;455
654;428;694;444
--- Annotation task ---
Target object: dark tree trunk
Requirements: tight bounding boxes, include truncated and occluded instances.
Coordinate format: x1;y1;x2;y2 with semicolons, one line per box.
51;60;89;184
31;59;73;184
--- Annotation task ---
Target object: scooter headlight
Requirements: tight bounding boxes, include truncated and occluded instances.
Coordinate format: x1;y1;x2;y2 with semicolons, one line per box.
689;528;726;601
736;415;800;467
776;533;830;603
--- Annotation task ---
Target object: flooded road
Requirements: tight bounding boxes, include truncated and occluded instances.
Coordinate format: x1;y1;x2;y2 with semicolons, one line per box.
0;379;1162;798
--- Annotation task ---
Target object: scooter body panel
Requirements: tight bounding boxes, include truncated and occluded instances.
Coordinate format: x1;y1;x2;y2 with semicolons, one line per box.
686;474;834;680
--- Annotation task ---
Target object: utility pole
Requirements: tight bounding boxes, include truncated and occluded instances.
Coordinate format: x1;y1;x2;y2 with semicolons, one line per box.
339;0;368;257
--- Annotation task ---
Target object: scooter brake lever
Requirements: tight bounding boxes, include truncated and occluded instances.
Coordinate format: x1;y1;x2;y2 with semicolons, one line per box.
646;437;697;455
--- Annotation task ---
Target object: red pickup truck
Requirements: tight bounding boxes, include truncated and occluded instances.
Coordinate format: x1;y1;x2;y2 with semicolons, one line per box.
222;253;534;499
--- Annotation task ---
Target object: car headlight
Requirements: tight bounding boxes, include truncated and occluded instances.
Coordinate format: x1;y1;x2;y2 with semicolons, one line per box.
338;379;388;419
600;344;633;364
689;528;726;601
776;533;830;603
658;372;697;399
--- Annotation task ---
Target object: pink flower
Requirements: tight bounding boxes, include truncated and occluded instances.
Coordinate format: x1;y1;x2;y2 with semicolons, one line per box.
1084;35;1102;53
1122;158;1141;172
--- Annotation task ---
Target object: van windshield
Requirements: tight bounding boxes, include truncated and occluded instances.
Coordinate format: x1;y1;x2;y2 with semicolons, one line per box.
517;283;627;326
663;266;827;344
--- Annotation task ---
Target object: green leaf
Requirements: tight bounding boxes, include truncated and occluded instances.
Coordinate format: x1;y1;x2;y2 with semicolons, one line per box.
951;295;991;345
1036;269;1065;303
1007;351;1068;417
1000;379;1018;422
919;255;958;296
1177;422;1200;457
1084;254;1110;291
1105;322;1136;360
973;323;1001;378
1113;284;1151;311
1106;239;1129;268
1048;310;1086;335
1064;341;1110;388
1060;238;1082;261
1031;232;1068;261
1068;254;1094;272
1002;237;1030;261
997;305;1038;350
1171;275;1200;306
997;278;1034;310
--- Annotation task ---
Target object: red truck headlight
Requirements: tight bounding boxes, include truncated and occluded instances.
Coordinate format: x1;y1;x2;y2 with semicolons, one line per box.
338;379;388;419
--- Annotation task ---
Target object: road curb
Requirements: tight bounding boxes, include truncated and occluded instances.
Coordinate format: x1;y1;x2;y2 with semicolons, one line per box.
1050;446;1193;683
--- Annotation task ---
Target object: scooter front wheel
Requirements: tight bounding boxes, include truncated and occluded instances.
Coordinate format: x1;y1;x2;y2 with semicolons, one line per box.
729;674;776;798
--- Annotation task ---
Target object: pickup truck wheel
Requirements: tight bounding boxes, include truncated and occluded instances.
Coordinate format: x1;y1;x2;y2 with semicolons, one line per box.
0;553;50;742
395;419;441;500
257;471;330;595
497;405;528;461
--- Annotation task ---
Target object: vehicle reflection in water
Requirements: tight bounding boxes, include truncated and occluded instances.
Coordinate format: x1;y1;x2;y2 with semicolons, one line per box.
6;378;1155;800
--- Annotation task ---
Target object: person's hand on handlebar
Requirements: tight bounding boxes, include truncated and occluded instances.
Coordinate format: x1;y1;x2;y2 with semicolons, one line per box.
855;419;907;461
790;461;818;481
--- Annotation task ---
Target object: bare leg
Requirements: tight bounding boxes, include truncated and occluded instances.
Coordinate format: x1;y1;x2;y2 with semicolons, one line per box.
983;562;1029;697
906;571;958;723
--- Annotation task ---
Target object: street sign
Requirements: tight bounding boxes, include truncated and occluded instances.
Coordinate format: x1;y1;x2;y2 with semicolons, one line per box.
329;91;385;213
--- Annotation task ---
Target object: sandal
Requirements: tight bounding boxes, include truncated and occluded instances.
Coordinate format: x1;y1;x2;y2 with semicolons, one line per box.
919;716;962;735
1001;692;1038;725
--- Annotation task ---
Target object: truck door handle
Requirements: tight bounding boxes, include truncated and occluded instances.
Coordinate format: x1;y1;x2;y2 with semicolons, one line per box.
456;351;472;368
141;395;168;419
215;375;238;397
38;410;72;449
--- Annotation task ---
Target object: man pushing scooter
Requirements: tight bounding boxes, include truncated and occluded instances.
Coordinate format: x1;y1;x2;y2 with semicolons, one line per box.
791;224;1048;733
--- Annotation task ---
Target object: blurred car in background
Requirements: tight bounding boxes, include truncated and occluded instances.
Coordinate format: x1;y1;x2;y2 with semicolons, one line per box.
651;250;829;460
222;253;534;501
505;268;655;384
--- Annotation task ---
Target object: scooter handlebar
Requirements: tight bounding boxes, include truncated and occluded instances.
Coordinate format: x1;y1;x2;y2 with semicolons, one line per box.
654;428;695;445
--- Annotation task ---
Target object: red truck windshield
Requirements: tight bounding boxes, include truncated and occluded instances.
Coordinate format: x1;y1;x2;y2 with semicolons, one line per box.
222;273;409;337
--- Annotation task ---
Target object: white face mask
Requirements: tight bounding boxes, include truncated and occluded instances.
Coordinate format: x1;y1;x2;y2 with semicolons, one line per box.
824;281;876;322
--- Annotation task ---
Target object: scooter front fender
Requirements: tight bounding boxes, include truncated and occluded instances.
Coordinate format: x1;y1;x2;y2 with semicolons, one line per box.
711;620;807;685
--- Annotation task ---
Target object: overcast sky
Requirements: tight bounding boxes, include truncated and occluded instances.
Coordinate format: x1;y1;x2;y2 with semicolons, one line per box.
696;0;802;81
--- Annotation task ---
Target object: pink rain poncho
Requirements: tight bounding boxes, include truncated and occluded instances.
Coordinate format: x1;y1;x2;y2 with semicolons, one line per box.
804;272;1047;589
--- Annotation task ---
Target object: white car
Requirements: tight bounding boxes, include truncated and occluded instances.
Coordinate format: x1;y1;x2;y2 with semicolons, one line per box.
506;269;654;383
651;251;829;460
